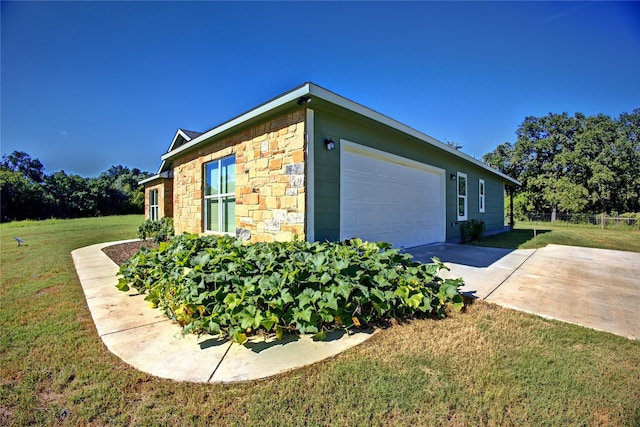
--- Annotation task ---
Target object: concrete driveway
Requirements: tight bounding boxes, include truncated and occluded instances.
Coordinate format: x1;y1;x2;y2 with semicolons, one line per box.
407;243;640;340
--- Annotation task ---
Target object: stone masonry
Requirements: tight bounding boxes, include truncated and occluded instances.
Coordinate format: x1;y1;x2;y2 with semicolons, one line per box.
172;110;306;243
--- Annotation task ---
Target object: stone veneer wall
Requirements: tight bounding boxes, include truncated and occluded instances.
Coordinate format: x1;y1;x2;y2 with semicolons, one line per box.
172;110;306;243
144;180;173;220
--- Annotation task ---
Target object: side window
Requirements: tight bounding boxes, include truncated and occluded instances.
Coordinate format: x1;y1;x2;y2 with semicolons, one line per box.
457;172;467;221
204;155;236;233
149;189;159;220
479;179;485;213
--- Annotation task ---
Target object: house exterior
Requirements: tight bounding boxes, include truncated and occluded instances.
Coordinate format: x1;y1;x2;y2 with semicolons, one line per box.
141;82;519;248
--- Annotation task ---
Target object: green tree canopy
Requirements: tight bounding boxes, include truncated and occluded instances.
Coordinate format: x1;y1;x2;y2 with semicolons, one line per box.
483;109;640;217
0;151;152;222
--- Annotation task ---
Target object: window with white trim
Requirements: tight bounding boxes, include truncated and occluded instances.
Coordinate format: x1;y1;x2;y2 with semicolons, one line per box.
204;156;236;233
479;179;485;213
457;172;467;221
149;189;159;220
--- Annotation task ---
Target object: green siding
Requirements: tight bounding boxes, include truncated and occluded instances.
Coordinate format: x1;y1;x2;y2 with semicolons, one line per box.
311;107;509;243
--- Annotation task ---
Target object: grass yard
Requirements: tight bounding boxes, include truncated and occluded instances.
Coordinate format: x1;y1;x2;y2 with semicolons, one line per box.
1;216;639;426
472;220;640;252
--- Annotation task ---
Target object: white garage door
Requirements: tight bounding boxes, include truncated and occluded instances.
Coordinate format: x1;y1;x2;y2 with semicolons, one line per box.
340;141;445;248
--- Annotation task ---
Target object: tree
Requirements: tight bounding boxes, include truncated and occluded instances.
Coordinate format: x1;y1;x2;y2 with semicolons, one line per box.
0;151;50;221
511;113;582;215
45;171;96;218
614;109;640;212
482;142;516;176
0;150;153;222
482;108;640;218
1;151;46;183
0;169;49;221
92;165;151;215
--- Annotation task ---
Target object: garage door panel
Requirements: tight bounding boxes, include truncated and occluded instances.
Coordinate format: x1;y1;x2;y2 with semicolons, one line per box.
340;142;445;248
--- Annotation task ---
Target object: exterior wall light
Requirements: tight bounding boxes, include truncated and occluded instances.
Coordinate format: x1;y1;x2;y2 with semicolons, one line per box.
324;138;336;151
297;96;312;105
450;173;457;180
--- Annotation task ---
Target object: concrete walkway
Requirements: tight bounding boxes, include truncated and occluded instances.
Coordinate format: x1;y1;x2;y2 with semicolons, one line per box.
72;240;639;384
71;241;374;383
408;243;640;340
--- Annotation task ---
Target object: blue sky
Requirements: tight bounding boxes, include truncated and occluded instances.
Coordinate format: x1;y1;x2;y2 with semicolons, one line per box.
2;1;639;177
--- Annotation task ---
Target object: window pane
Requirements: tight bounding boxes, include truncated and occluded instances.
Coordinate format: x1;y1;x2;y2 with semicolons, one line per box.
221;156;236;194
480;182;484;195
222;197;236;232
458;176;466;196
458;197;465;217
206;199;219;231
205;162;219;196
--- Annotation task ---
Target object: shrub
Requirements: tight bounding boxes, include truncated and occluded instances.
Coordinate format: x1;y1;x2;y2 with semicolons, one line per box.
460;219;485;243
619;212;640;230
117;235;464;344
137;217;174;243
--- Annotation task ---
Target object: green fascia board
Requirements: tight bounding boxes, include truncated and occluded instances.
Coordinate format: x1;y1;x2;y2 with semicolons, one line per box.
158;82;519;187
160;83;313;162
306;84;519;186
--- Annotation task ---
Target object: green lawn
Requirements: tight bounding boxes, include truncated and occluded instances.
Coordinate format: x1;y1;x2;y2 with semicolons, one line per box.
472;220;640;252
1;216;639;426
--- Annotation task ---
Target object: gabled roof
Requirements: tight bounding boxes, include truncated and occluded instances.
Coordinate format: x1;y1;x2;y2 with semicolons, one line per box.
144;129;205;180
167;128;204;153
157;82;519;186
181;129;203;140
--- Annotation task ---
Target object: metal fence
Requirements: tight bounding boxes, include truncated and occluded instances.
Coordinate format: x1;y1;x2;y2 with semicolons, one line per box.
522;212;639;227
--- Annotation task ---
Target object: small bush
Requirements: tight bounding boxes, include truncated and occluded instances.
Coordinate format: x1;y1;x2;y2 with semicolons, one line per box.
137;217;174;243
117;235;464;344
460;219;485;243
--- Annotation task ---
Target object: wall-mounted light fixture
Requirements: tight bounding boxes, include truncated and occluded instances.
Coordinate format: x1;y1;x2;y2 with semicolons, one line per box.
324;138;336;151
450;173;457;181
297;96;312;105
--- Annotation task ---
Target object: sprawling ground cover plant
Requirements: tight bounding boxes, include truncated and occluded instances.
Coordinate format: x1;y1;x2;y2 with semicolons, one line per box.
117;234;464;344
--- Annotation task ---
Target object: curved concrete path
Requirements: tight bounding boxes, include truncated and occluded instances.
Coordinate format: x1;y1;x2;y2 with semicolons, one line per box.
71;240;374;383
73;240;638;383
408;243;640;340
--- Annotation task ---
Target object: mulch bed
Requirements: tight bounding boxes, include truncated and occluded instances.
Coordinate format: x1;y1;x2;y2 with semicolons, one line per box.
102;240;159;266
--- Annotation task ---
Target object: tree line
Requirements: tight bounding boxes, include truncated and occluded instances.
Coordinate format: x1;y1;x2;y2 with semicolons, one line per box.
3;108;638;223
482;109;640;219
0;151;152;222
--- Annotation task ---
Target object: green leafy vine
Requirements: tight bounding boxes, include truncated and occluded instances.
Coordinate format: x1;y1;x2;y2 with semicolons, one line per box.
117;235;464;344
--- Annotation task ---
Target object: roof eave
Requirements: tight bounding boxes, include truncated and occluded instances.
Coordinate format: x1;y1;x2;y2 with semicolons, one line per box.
166;129;195;154
161;83;312;162
138;170;173;185
138;174;161;185
160;81;520;186
307;84;521;186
